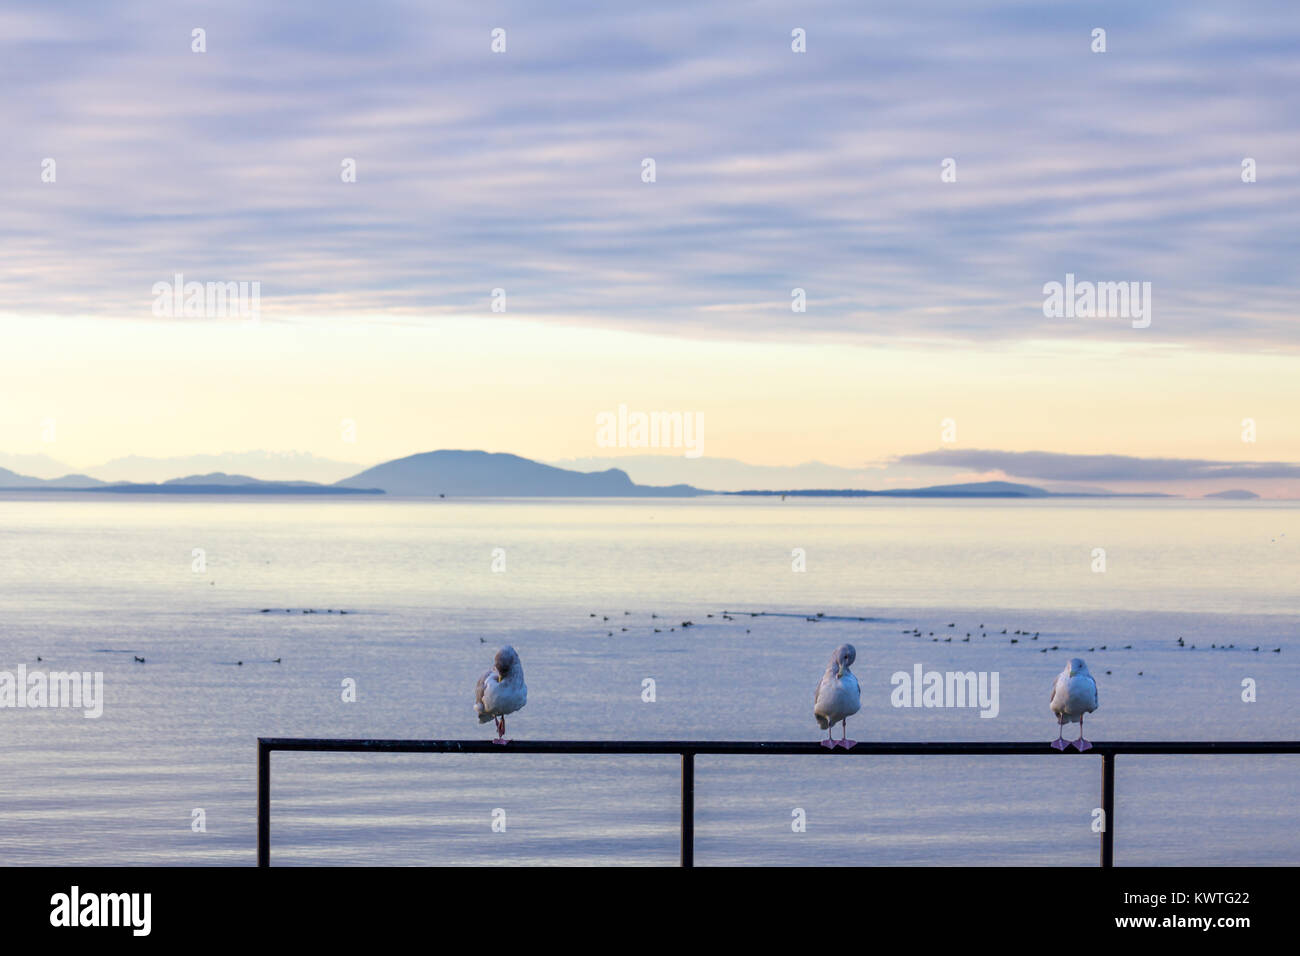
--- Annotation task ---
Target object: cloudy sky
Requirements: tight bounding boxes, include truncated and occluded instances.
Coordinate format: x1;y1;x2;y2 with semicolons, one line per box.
1;0;1297;492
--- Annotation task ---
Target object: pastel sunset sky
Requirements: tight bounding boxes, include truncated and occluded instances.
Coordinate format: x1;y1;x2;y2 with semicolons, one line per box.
2;1;1297;493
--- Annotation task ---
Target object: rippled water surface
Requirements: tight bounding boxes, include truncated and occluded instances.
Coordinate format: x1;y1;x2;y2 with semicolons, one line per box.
0;495;1295;865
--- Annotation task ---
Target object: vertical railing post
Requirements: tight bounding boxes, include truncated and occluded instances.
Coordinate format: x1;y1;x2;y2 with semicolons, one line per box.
680;751;695;867
1100;752;1115;868
258;739;270;867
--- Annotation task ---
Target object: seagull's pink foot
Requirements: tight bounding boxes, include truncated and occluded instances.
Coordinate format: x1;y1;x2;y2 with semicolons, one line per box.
1072;738;1092;752
492;737;511;746
1050;738;1068;750
836;738;857;750
820;739;836;749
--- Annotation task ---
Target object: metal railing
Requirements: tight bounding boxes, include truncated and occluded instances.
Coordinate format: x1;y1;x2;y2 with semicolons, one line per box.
256;737;1300;867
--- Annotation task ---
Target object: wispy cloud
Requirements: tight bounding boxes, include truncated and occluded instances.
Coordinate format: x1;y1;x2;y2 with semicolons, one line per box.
3;0;1298;348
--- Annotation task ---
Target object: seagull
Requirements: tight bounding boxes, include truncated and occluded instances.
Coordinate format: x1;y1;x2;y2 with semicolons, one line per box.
475;645;527;745
814;644;861;750
1050;658;1098;751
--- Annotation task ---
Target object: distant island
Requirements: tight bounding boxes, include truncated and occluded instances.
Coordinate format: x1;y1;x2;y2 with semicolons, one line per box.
334;450;701;497
1203;489;1260;500
0;453;1210;499
728;480;1173;499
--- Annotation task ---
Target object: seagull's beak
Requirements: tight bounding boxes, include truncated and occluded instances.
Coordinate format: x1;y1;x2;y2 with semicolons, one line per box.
837;663;845;679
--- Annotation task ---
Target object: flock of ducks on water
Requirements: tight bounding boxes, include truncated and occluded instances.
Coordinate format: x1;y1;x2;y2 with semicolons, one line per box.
32;605;1279;748
901;621;1281;677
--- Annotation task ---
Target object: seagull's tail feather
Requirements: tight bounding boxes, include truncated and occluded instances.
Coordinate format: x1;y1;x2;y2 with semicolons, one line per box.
814;712;830;730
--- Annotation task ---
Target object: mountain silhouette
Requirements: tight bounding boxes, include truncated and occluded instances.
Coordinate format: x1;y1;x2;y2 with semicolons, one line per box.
0;454;1185;498
335;450;704;497
0;467;105;488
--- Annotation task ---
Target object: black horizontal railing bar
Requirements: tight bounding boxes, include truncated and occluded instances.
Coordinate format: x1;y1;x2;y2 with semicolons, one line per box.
257;737;1300;867
259;738;1300;756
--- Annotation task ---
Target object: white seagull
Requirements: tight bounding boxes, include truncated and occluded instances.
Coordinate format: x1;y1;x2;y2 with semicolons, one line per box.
475;645;527;745
814;643;862;749
1050;657;1098;751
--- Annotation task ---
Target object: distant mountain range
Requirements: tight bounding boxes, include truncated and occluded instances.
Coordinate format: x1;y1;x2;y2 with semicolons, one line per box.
90;451;366;484
0;467;105;489
0;451;364;484
0;467;381;495
0;451;1218;499
1;453;700;497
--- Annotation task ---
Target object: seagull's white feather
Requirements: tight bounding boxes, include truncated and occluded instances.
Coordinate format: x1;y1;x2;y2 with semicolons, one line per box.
1050;658;1098;724
475;645;527;722
814;644;861;729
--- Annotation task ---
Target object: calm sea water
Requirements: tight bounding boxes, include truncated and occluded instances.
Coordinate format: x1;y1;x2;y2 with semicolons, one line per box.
0;495;1296;865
